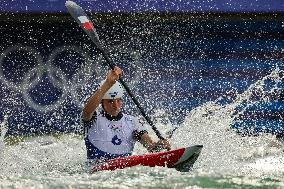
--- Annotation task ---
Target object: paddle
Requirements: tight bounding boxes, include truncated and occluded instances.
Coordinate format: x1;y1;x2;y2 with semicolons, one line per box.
65;1;165;140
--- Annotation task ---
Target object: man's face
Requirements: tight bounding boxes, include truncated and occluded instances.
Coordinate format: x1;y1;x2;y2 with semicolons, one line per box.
102;98;122;116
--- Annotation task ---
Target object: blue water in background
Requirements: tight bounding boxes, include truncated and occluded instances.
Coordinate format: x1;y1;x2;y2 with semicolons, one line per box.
0;14;283;136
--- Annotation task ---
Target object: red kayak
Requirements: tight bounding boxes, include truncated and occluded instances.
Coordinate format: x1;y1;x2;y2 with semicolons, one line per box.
91;145;203;172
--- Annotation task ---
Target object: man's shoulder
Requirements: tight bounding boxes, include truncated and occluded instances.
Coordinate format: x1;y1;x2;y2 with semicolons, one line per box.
122;113;136;120
123;114;146;125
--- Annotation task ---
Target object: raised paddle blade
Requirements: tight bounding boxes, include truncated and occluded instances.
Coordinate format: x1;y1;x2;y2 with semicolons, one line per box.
65;1;104;52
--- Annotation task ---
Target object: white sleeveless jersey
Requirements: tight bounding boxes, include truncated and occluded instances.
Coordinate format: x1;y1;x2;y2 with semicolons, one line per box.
86;111;147;155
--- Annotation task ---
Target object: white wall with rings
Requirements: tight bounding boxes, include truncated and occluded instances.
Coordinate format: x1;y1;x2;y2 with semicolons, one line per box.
0;44;144;113
0;45;101;113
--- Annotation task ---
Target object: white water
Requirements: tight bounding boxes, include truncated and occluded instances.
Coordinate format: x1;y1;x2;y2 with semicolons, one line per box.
0;68;283;188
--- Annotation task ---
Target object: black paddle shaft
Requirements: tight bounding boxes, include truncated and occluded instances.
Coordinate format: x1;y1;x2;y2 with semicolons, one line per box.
65;1;165;140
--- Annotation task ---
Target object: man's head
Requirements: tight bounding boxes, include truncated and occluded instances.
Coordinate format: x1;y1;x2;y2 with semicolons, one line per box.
101;81;124;116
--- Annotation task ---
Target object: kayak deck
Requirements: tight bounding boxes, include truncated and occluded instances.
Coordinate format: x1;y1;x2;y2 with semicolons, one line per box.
91;145;203;172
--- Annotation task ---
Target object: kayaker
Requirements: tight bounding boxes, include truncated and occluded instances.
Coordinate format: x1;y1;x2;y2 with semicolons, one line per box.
82;66;171;164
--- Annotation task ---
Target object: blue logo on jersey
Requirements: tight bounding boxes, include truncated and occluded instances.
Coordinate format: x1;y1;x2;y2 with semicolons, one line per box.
111;135;122;145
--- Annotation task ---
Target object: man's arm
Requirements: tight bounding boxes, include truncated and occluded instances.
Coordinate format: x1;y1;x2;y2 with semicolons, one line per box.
82;80;113;121
82;67;122;121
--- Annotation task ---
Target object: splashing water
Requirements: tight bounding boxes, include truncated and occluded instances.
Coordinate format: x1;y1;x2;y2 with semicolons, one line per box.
171;68;284;177
0;69;283;188
230;67;283;122
0;114;8;155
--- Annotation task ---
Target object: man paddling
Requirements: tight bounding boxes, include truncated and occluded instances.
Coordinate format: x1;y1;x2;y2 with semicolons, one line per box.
82;66;171;164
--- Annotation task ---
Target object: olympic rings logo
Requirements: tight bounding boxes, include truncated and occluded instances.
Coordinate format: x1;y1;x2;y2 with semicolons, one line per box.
0;43;144;113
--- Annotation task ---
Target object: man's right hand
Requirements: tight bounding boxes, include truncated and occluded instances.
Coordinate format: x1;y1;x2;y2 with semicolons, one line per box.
106;66;122;84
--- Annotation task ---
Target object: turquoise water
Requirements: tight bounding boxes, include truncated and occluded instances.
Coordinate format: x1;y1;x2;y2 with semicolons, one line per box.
0;132;283;189
0;69;283;189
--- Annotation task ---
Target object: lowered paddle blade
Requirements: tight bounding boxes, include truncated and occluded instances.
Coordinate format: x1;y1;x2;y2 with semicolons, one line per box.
173;145;203;172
